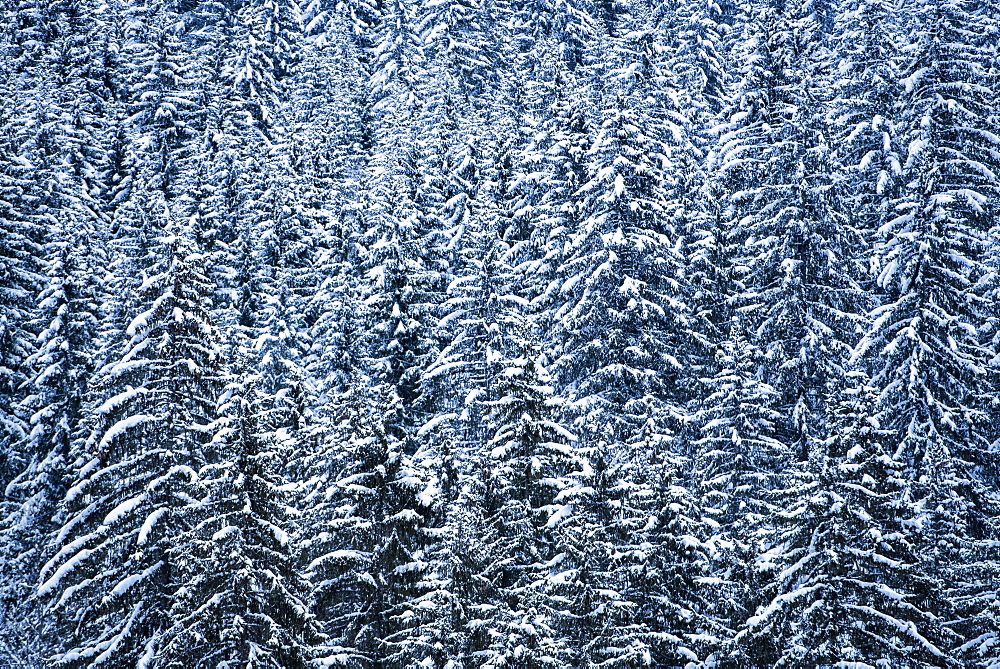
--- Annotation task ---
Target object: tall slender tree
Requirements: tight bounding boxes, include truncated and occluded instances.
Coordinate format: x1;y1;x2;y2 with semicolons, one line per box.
159;370;318;668
728;375;961;668
38;224;224;666
712;0;862;459
854;0;999;477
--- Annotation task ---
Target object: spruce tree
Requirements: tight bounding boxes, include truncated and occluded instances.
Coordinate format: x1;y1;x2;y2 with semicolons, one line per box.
547;42;697;443
303;379;441;668
728;375;961;668
693;324;789;528
712;0;861;459
159;370;318;668
0;96;46;490
1;226;98;622
854;0;999;477
38;224;224;666
827;0;906;247
464;327;585;668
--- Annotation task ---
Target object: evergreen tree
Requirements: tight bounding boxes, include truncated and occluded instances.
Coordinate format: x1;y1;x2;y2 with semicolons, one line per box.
464;327;586;668
417;0;502;99
853;0;999;477
712;0;861;458
355;131;442;439
952;543;1000;668
693;324;788;528
546;44;697;443
1;227;98;602
653;0;732;112
602;445;720;667
303;379;441;668
419;216;514;481
512;80;592;310
727;375;960;668
0;94;46;489
827;0;906;248
119;6;202;201
159;370;318;668
38;225;224;666
366;0;424;102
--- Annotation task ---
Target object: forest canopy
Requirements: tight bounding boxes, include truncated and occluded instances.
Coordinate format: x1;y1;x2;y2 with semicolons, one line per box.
1;0;999;665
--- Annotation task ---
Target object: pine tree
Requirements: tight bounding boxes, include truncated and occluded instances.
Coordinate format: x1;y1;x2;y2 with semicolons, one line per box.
853;0;999;477
307;234;363;409
1;225;98;624
303;378;441;668
223;0;303;134
691;324;790;646
366;0;423;103
420;217;515;483
727;375;961;668
952;541;1000;668
594;442;720;667
38;224;225;666
242;152;326;434
653;0;732;112
510;0;594;75
159;370;318;668
286;1;371;191
417;0;502;99
712;0;861;459
512;80;592;310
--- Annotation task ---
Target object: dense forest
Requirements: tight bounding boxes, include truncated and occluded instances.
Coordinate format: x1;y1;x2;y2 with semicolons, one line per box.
1;0;999;664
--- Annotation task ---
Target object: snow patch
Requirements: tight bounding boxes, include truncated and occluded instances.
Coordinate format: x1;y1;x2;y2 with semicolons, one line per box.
103;494;146;526
38;548;94;597
98;414;157;450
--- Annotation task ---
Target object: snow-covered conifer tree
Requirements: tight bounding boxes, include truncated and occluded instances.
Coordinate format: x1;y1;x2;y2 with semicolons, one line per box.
712;0;862;458
159;369;318;668
463;326;587;668
303;379;441;668
38;223;224;666
546;30;699;444
827;0;906;247
2;227;97;593
854;0;999;477
693;323;788;528
728;374;960;667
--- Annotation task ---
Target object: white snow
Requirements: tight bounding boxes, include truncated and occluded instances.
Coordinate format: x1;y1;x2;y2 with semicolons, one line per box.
95;386;152;414
38;548;95;597
98;414;157;450
103;494;147;526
